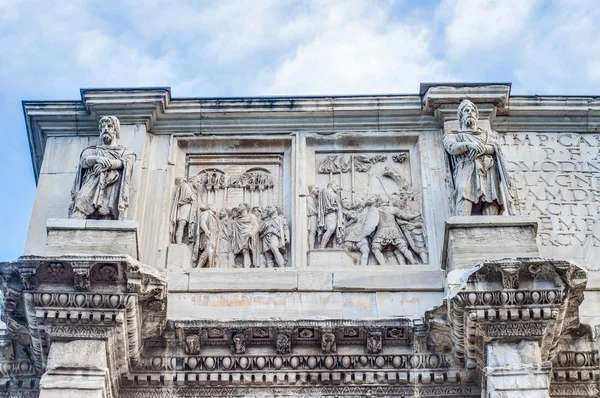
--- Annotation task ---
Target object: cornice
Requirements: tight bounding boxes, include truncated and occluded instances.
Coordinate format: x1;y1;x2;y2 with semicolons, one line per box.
22;85;600;183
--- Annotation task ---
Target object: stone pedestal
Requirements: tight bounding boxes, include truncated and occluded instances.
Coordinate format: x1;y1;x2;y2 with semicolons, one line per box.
442;216;539;271
484;341;551;397
307;249;356;268
40;340;111;398
167;243;193;268
45;218;139;259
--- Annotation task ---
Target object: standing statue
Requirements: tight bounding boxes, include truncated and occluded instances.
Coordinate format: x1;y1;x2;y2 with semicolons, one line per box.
306;185;319;250
231;203;260;268
170;177;200;244
70;116;136;220
443;100;513;216
259;206;286;267
194;204;220;268
317;181;345;248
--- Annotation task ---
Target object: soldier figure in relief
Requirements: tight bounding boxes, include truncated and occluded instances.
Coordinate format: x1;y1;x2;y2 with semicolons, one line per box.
70;116;136;220
371;196;417;266
443;99;512;216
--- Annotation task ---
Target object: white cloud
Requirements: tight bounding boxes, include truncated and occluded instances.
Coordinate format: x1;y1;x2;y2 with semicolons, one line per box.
259;1;452;95
443;0;540;58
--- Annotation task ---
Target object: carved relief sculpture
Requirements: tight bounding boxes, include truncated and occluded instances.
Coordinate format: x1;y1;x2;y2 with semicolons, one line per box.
259;206;287;267
170;177;200;244
321;328;337;354
317;181;345;248
443;100;514;216
306;185;319;250
310;151;429;265
216;208;235;268
194;204;220;268
231;203;260;268
69;116;136;220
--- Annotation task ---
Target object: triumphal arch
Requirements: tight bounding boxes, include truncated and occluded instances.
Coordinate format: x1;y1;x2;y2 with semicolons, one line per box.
2;84;600;397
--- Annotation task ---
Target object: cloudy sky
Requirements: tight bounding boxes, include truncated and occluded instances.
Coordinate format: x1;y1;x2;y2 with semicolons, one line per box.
1;0;599;260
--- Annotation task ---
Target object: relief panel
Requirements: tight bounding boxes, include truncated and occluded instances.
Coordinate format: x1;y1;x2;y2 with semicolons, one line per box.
305;134;429;267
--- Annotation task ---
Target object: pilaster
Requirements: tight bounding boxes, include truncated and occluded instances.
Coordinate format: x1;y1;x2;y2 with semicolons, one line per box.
40;340;111;398
484;341;551;397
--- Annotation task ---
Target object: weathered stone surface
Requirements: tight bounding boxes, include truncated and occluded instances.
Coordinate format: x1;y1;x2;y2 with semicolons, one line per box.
485;341;551;398
40;340;109;398
443;216;539;271
166;243;192;269
11;85;600;397
46;340;107;370
45;218;138;258
307;249;356;268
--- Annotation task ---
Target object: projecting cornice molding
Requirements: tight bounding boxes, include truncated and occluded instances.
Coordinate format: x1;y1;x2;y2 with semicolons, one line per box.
23;85;600;181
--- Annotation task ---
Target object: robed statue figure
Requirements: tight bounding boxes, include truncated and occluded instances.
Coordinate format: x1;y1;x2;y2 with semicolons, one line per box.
69;116;136;220
443;100;513;216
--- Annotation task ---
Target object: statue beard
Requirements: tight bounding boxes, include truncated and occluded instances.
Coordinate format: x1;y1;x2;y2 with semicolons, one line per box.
463;116;476;129
101;132;115;145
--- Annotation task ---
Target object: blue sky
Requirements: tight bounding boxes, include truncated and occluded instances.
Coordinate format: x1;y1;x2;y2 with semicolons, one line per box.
1;0;599;260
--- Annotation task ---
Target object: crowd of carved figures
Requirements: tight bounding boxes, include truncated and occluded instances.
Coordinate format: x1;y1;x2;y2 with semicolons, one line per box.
307;169;428;266
170;176;289;268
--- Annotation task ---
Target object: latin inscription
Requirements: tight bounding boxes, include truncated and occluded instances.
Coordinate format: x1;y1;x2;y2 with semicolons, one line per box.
501;133;600;250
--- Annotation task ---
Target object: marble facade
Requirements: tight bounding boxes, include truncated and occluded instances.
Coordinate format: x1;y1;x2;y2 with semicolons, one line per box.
1;84;599;397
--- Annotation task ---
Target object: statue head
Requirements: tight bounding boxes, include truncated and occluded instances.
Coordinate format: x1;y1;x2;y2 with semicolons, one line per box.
275;205;283;215
309;185;319;196
99;116;120;145
262;205;276;220
327;181;340;193
457;100;479;130
355;197;366;209
238;203;250;215
252;206;262;218
341;197;352;210
217;208;228;219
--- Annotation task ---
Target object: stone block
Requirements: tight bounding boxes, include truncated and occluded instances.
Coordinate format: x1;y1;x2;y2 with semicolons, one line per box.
46;340;107;370
167;244;193;269
297;270;333;291
332;268;444;291
376;291;445;318
442;216;539;271
307;249;356;268
167;292;345;321
341;293;378;319
40;340;109;398
187;269;298;292
167;269;189;291
45;218;139;259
